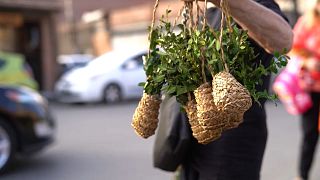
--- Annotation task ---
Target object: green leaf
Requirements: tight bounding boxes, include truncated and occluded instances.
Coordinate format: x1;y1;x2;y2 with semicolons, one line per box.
176;86;189;96
156;51;167;56
274;51;280;58
166;86;176;94
216;41;221;51
154;74;165;83
138;82;146;87
208;39;215;49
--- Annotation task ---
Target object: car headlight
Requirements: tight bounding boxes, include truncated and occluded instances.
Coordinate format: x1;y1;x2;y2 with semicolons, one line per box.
6;88;47;105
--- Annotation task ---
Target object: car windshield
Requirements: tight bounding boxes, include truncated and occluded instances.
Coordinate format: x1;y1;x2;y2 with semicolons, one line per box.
64;61;88;70
85;51;129;70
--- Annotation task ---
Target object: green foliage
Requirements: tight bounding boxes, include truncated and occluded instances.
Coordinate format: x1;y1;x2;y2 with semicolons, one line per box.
141;8;289;103
140;28;165;95
156;16;204;104
206;22;289;102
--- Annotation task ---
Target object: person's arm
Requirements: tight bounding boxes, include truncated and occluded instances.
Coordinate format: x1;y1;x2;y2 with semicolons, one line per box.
206;0;293;53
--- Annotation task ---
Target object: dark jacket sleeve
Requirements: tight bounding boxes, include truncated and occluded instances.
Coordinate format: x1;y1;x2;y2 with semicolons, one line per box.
255;0;289;23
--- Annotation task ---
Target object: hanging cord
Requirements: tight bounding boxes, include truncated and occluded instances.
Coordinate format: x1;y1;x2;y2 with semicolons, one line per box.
219;0;230;72
182;1;195;37
224;0;233;32
202;0;208;31
195;0;200;28
148;0;160;56
182;0;207;83
149;0;160;39
183;2;193;28
188;2;194;29
173;6;186;30
200;0;208;82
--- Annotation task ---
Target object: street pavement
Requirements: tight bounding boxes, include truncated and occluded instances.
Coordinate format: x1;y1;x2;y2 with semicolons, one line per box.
1;100;320;180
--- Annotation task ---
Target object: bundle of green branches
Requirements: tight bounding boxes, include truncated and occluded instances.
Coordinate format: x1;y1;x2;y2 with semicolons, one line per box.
155;4;224;143
131;0;164;139
132;0;289;143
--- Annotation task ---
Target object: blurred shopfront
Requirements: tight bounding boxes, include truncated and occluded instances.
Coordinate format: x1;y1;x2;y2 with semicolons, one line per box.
0;0;62;92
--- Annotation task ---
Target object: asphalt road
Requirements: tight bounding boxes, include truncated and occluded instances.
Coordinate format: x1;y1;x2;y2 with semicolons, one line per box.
1;100;320;180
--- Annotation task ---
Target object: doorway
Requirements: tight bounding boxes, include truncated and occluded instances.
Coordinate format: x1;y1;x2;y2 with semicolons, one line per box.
17;21;43;90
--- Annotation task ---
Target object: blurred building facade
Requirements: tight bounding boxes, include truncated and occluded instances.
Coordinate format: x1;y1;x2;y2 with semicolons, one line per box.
0;0;62;91
57;0;158;56
59;0;312;56
58;0;190;56
0;0;311;93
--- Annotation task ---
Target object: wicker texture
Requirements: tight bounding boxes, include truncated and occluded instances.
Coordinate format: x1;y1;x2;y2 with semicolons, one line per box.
212;71;252;129
185;99;221;144
131;93;162;138
185;99;202;135
193;82;222;142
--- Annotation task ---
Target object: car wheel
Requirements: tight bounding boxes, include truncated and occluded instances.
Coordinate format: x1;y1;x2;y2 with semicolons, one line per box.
103;84;122;103
0;118;16;174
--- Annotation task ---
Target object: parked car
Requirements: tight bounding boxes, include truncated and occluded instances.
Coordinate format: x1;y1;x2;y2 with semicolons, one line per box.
0;52;55;174
57;54;93;75
54;49;147;104
0;86;55;173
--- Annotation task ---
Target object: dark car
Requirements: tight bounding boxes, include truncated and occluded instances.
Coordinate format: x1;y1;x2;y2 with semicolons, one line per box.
0;52;55;173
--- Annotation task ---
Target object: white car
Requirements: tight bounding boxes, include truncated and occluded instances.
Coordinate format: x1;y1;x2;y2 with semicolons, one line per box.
54;50;147;103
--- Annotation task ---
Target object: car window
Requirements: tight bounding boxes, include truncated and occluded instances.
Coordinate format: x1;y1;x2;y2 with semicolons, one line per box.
87;51;122;69
132;53;146;66
122;52;146;70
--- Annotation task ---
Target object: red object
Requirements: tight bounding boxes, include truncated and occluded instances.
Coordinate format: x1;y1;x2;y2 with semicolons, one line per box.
273;57;313;115
310;71;320;80
292;14;320;92
293;14;320;59
298;63;320;92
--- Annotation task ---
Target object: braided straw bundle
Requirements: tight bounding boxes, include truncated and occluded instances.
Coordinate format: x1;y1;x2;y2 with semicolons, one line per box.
184;99;201;135
212;71;252;129
131;93;162;138
185;98;221;144
193;82;223;135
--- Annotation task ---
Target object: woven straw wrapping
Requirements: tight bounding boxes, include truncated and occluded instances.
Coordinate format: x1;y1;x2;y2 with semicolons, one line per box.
212;71;252;129
131;93;162;138
185;99;221;144
193;82;224;141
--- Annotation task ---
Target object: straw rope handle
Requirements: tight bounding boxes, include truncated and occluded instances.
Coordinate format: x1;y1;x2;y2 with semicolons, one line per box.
202;0;208;30
148;0;160;56
186;1;194;29
219;0;230;72
185;0;209;82
202;0;209;82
